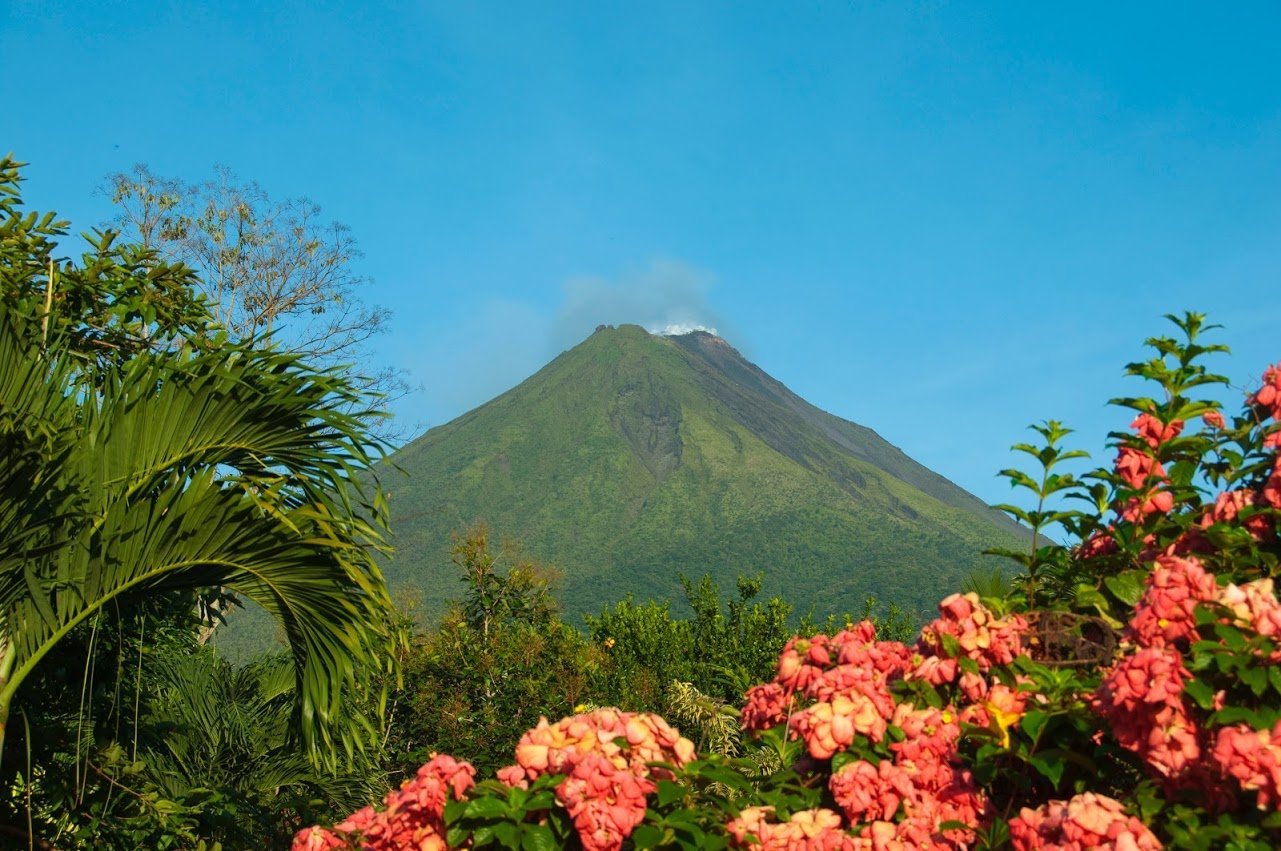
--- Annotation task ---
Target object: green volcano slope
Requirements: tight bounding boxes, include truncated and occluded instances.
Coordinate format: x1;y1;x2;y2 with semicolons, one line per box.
380;325;1026;624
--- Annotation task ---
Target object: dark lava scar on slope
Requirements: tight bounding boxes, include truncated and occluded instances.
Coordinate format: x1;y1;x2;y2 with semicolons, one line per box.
610;377;683;483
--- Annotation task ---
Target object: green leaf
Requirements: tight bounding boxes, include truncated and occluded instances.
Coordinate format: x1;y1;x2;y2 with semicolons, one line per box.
631;824;664;848
521;824;557;851
656;779;686;808
1268;663;1281;696
1240;666;1269;696
1212;623;1248;653
1020;709;1050;742
465;796;511;820
1183;678;1215;710
1103;570;1146;606
491;821;518;848
1027;753;1066;786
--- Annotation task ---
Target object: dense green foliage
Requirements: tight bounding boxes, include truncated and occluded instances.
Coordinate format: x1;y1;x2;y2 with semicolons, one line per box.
382;527;883;778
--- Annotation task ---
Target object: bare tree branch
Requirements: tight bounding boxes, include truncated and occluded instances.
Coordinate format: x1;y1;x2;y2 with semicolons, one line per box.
102;165;413;441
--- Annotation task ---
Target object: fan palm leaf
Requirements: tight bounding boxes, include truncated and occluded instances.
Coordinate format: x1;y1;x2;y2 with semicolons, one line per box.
0;302;398;769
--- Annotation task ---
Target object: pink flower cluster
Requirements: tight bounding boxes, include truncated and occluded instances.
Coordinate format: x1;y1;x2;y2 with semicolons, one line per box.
1114;414;1183;522
1093;552;1281;811
1212;721;1281;810
1092;646;1201;782
829;704;984;849
740;607;1031;849
1127;555;1217;649
745;621;909;762
1250;363;1281;422
911;593;1031;684
1254;365;1281;512
292;755;475;851
499;708;696;851
1008;793;1161;851
727;807;856;851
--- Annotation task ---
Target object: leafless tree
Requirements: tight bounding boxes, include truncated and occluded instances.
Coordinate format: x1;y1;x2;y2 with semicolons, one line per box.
103;164;412;440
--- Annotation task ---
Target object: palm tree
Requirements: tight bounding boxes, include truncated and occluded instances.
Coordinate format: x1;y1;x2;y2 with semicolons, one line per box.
0;298;399;768
139;650;381;845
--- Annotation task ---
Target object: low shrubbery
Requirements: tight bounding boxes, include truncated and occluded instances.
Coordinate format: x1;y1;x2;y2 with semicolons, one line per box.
297;314;1281;849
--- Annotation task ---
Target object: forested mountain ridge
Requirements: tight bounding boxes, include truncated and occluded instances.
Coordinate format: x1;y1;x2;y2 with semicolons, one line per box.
380;324;1026;622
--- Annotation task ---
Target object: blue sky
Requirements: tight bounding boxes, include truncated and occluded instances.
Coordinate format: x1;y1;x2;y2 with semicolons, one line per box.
4;1;1279;507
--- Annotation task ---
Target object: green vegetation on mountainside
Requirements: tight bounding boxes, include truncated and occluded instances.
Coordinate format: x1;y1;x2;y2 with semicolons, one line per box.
378;324;1027;625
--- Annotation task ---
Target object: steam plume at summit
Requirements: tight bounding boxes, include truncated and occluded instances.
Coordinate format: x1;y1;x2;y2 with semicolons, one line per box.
549;260;731;350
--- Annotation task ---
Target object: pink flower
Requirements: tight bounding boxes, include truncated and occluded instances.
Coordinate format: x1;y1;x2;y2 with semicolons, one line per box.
914;593;1029;673
1201;490;1273;540
293;754;477;851
1078;528;1120;559
1116;446;1166;490
1202;410;1226;429
742;682;793;731
1213;721;1281;809
496;764;529;789
829;759;914;823
727;807;857;851
790;693;886;759
1009;793;1161;851
291;826;345;851
1218;578;1281;639
556;754;654;851
1250;363;1281;420
1128;555;1218;649
1132;413;1184;448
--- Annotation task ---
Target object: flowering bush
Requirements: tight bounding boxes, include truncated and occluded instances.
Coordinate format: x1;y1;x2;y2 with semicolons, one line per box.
296;314;1280;850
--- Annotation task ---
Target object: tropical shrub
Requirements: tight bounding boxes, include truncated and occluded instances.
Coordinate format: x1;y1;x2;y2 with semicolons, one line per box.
297;313;1280;850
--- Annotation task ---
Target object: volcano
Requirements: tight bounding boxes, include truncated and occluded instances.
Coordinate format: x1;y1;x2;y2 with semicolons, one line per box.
377;324;1025;623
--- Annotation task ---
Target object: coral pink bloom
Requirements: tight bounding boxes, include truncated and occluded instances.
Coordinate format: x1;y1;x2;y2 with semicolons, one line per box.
1202;410;1226;429
742;682;792;731
777;636;830;694
1141;705;1202;778
1128;554;1218;649
791;693;886;759
1078;528;1120;559
1213;721;1281;810
1010;793;1161;851
1132;412;1184;447
496;764;529;789
1116;446;1167;490
905;651;958;686
291;826;344;851
1250;363;1281;419
1218;578;1281;639
556;754;654;851
914;593;1029;675
1097;646;1190;710
830;759;916;823
1120;489;1175;523
1201;489;1274;539
727;807;856;851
